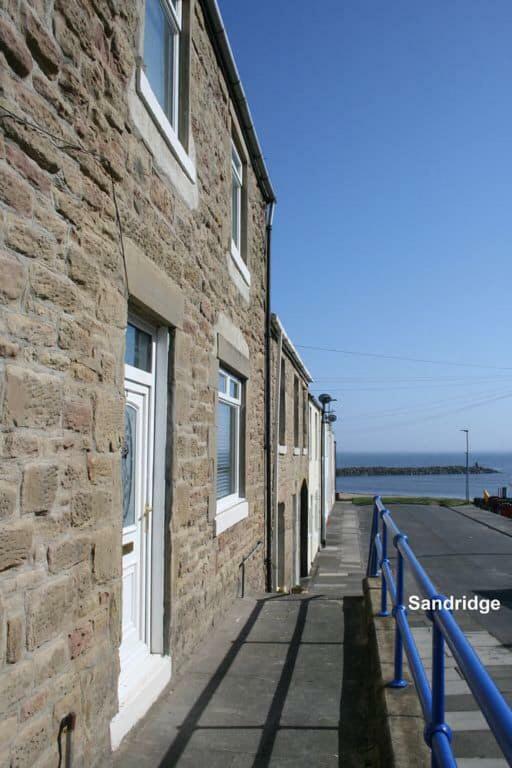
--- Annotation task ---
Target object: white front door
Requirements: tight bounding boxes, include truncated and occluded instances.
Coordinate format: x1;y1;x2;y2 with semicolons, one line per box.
121;379;153;669
112;318;172;750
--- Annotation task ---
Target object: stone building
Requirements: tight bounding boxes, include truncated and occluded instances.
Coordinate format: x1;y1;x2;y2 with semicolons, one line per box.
323;409;337;534
270;315;312;590
308;395;322;564
0;0;274;764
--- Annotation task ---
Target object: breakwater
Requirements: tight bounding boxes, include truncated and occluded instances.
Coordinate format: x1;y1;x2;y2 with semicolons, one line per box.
336;463;498;477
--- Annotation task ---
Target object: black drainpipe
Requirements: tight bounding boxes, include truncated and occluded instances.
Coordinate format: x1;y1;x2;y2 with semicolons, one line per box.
264;201;275;592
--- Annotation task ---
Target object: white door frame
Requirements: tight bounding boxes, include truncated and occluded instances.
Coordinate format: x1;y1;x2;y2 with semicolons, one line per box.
112;313;171;749
150;325;169;653
121;381;153;664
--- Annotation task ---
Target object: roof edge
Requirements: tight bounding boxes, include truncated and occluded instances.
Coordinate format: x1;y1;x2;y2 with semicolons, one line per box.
271;314;313;383
200;0;276;204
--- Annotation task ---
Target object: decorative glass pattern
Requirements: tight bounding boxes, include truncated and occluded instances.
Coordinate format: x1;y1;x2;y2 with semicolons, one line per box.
122;405;136;527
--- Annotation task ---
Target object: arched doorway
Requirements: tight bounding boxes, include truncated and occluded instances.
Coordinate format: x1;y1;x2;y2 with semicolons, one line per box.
300;481;309;577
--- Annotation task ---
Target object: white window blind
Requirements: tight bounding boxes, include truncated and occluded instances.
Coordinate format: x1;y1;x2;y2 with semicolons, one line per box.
216;369;242;502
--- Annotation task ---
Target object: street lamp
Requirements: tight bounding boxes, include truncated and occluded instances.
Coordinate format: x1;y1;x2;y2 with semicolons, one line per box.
460;429;469;502
319;394;337;548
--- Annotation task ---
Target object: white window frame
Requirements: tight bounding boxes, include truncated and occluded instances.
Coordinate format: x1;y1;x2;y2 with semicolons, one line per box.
230;141;251;286
293;375;300;451
138;0;196;182
216;368;248;534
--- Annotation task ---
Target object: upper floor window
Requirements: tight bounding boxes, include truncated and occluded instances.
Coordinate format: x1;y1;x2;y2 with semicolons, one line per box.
303;389;308;450
293;375;300;449
231;141;243;257
279;357;286;446
138;0;196;182
144;0;182;131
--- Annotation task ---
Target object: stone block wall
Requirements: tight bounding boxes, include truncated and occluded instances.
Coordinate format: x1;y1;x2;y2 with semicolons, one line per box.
270;331;309;589
0;1;269;765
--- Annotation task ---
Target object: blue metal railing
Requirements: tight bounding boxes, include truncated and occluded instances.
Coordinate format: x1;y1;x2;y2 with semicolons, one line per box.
367;496;512;767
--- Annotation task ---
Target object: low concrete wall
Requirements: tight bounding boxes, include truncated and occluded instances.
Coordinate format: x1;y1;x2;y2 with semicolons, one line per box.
364;577;430;768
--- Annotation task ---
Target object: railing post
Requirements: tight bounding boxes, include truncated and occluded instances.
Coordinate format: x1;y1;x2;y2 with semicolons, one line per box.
378;509;390;617
367;497;379;578
389;535;408;688
425;599;452;766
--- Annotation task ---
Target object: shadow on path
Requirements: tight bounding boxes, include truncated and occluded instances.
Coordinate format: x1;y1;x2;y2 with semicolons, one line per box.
158;595;281;767
338;596;377;768
155;590;375;767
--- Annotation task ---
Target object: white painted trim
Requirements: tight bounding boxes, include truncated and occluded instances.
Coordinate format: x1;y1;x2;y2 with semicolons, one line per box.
217;369;242;504
215;498;248;535
230;244;251;286
111;654;171;750
216;491;241;515
150;326;168;654
231;140;243;253
278;445;287;455
272;314;313;382
293;447;300;456
138;69;196;183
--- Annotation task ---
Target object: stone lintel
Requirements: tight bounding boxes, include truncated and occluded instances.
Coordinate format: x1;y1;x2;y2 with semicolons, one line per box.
217;334;250;379
125;238;184;329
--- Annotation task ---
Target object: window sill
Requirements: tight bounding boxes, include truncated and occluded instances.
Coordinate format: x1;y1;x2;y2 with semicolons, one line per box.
293;447;300;456
138;69;196;184
278;445;287;455
230;243;251;286
215;497;249;535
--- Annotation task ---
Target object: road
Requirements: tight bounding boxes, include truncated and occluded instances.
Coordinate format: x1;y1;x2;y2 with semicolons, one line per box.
357;502;512;645
356;501;512;764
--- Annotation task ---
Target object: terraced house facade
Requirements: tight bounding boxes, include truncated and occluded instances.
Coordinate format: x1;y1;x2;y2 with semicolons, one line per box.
270;315;312;591
0;0;275;764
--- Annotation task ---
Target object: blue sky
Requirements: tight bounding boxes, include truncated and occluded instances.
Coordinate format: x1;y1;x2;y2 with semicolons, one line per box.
219;0;512;453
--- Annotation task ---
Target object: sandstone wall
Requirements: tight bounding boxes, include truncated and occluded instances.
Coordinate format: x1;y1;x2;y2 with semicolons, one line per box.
0;1;268;765
270;335;309;589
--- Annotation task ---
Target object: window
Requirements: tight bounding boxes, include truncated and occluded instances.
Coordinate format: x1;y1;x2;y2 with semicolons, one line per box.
143;0;181;130
217;369;242;501
293;376;299;449
279;358;286;446
229;135;250;285
138;0;195;181
216;368;248;534
303;389;308;451
125;323;152;372
231;141;243;257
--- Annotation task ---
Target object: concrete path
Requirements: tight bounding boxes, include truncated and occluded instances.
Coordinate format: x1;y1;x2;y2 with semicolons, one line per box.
113;503;373;767
357;501;512;766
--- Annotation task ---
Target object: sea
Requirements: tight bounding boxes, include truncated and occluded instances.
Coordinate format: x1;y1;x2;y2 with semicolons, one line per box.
335;452;512;499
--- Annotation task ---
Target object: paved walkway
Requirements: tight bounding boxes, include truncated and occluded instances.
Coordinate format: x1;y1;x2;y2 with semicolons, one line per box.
114;503;374;767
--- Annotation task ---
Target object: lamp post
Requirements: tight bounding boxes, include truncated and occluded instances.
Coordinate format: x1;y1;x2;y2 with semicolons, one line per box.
319;394;336;548
460;429;469;502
